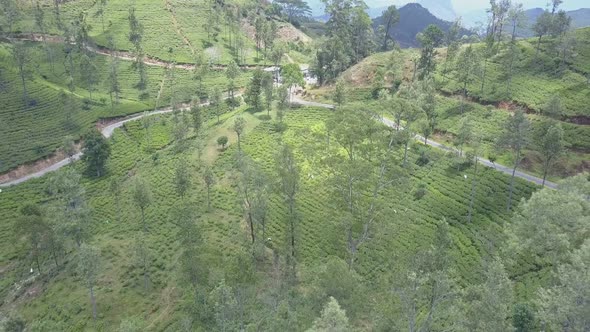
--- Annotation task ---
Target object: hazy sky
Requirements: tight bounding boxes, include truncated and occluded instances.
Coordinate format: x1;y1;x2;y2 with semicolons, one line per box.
308;0;589;16
450;0;588;14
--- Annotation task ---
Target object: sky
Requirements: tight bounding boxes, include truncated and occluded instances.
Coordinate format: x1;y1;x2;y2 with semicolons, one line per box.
308;0;589;16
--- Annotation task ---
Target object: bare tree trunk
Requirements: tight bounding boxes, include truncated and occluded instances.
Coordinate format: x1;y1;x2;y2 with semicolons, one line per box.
19;69;29;107
480;58;488;95
403;140;409;167
89;285;97;321
141;208;147;233
467;157;479;223
35;254;41;274
542;158;550;187
248;210;255;244
207;186;211;210
289;202;295;259
507;150;520;212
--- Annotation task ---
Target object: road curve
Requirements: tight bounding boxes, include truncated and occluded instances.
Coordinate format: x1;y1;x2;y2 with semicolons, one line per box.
0;94;556;189
0;97;223;187
292;96;557;189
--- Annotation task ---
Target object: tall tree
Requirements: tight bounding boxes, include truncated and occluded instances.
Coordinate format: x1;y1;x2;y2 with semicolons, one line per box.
0;0;21;36
455;44;481;113
176;204;204;296
82;130;111;177
96;0;108;32
211;87;223;124
174;159;191;199
233;116;246;152
416;24;444;80
461;258;513;331
203;166;216;211
282;63;304;105
398;83;422;167
333;79;347;107
275;0;311;24
33;1;54;70
262;72;274;117
392;220;455;332
134;235;151;291
537;239;590;331
533;11;553;56
132;177;152;233
77;244;101;321
128;7;148;95
442;19;462;80
419;78;437;144
48;168;89;247
313;0;374;84
226;59;240;103
245;68;264;112
497;110;530;211
326;106;402;269
251;170;270;241
80;54;99;99
16;204;50;274
276;85;290;121
60;89;78;130
466;137;482;223
308;297;351;332
109;177;122;223
454;117;472;158
379;5;399;51
11;42;31;107
276;144;300;261
537;122;565;187
107;56;121;109
506;3;526;94
506;174;589;269
236;155;257;244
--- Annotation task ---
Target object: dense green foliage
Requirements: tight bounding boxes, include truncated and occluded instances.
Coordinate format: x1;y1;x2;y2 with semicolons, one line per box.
0;0;588;331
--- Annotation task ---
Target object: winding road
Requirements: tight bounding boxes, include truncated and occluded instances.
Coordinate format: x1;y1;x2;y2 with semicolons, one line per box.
291;96;558;189
0;97;220;187
0;33;559;189
0;95;558;188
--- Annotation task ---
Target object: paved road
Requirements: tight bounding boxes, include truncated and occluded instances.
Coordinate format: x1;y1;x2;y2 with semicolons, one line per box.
292;96;557;189
0;92;556;189
0;96;227;187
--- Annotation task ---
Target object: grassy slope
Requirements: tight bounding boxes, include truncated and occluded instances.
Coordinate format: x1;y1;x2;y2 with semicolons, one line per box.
1;105;537;329
0;41;250;173
436;28;590;118
18;0;312;66
328;29;590;179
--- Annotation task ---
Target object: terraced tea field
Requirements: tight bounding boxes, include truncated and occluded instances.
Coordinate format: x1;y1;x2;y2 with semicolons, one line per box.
0;41;250;173
0;104;538;329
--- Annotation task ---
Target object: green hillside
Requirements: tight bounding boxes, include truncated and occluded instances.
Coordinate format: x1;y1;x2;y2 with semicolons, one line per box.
0;41;250;173
0;104;541;330
1;0;588;331
436;28;590;119
328;28;590;179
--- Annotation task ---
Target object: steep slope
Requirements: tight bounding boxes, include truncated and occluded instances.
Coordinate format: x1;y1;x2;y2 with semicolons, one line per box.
335;28;590;177
373;3;470;48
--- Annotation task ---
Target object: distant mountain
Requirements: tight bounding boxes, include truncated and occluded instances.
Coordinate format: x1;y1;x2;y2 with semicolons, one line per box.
418;0;456;21
568;8;590;28
518;7;590;37
373;3;471;48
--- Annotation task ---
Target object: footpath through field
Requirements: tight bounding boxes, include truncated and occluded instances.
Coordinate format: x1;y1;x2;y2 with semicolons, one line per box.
290;96;558;189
